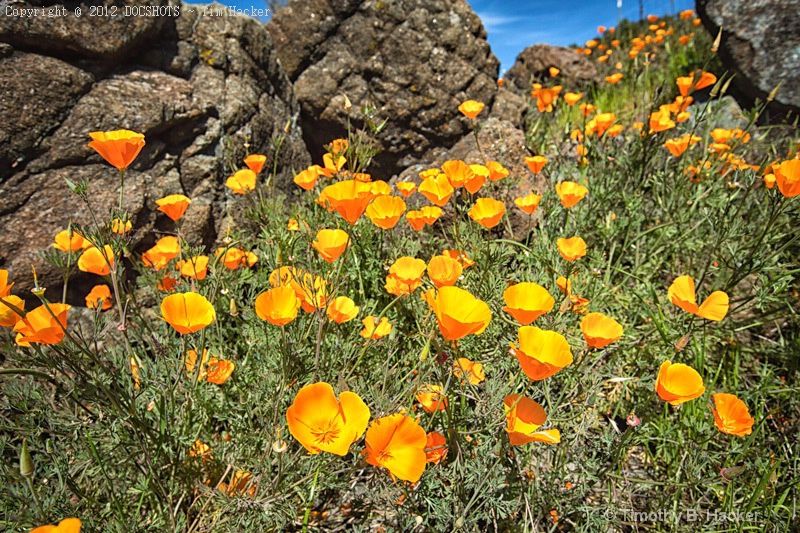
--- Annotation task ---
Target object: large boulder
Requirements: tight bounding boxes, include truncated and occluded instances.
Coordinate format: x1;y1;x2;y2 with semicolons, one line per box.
504;44;599;92
0;1;310;299
267;0;500;180
696;0;800;120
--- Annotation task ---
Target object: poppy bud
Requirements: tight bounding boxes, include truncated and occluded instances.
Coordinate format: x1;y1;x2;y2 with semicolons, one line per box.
711;28;722;54
767;81;782;103
20;438;34;478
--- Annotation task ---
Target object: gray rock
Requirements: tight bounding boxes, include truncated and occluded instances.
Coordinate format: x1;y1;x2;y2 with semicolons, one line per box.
505;44;599;92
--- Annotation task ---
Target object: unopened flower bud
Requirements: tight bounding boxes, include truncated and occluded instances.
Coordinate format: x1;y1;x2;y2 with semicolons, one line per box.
20;438;34;478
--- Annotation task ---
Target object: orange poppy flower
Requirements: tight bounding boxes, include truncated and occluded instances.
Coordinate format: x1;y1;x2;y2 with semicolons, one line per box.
486;161;510;181
110;218;132;235
143;236;180;270
0;270;13;298
0;294;24;327
427;255;463;288
774;159;800;198
564;92;583;106
649;105;676;133
176;255;209;280
468;198;506;229
531;86;562;112
215;247;258;270
458;99;485;119
579;103;596;117
360;316;392;339
319;153;347;178
160;292;216;334
416;384;448;412
293;165;322;191
556;275;571;295
78;245;115;276
326;295;359;324
694;71;717;91
87;130;145;170
296;274;330;313
85;284;113;310
668;275;729;321
312;229;350;263
676;75;694;96
605;72;623;85
555;181;588;208
52;229;87;253
364;414;427;482
504;395;561;446
585;112;617;136
286;382;370;455
327;138;349;156
664;134;702;157
424;431;448;464
679;9;694;19
395;181;417;197
244;154;267;174
557;237;587;261
465;164;488;194
225;169;257;194
419;168;441;180
524;155;548;174
218;469;258;497
418;173;455;206
442;249;475;269
427;286;491;341
186;349;235;385
512;326;573;380
405;210;427;231
655;360;705;405
453;357;485;385
157;275;178;293
580;312;623;348
365;195;406;229
317;180;376;224
386;256;427;296
514;193;542;215
255;285;300;326
14;303;70;345
441;160;475;189
30;517;82;533
503;282;555;325
156;194;191;222
711;393;755;437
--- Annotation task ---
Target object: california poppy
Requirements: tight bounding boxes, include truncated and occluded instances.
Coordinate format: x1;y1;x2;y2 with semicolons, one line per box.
555;181;588;208
326;295;359;324
312;229;350;263
664;134;701;157
320;153;347;178
225;169;257;194
53;229;87;252
668;275;729;321
293;165;321;191
143;236;180;270
427;286;491;341
649;106;676;133
427;255;463;288
503;282;555;325
556;275;571;295
395;181;417;198
186;349;235;385
531;86;562;112
486;161;509;181
317;180;376;224
468;198;506;229
216;247;258;270
365;195;406;229
14;303;70;345
441;160;475;189
176;256;209;280
711;393;755;437
87;130;145;170
514;193;542;215
424;431;448;464
78;245;115;276
458;100;485;119
405;210;427;231
512;326;573;380
85;284;113;310
0;269;13;298
525;155;548;175
360;315;392;339
255;285;300;326
416;384;448;412
556;237;587;261
364;414;427;482
386;256;426;296
156;194;192;222
286;382;370;455
244;154;267;174
465;164;489;194
655;360;705;405
605;72;623;85
504;395;561;446
442;249;474;269
218;469;257;498
30;517;82;533
160;292;216;334
0;294;24;327
774;159;800;198
564;92;583;106
418;174;455;207
110;218;132;235
453;357;485;385
580;312;623;348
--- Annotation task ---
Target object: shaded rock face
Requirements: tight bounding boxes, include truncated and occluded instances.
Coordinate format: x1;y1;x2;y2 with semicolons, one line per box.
268;0;500;180
0;1;310;299
697;0;800;120
504;44;599;92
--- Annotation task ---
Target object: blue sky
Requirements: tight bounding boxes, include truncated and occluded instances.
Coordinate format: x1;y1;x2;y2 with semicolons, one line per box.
199;0;695;75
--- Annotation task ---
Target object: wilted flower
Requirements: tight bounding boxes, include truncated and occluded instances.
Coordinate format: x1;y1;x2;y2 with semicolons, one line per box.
286;382;370;455
668;275;729;321
453;357;485;385
711;393;755;437
87;130;145;170
364;414;427;482
160;292;215;334
512;326;573;380
580;312;623;348
156;194;191;222
655;360;705;405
